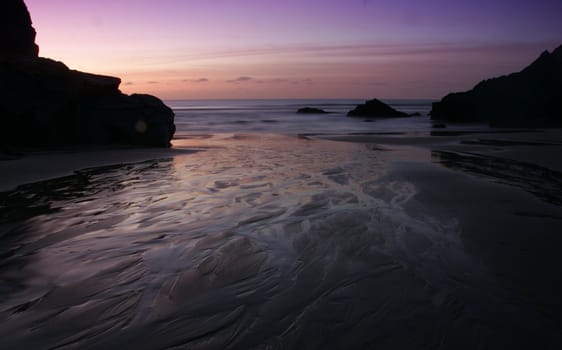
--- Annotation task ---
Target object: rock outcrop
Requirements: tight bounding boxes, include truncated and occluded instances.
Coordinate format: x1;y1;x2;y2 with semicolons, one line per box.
431;45;562;127
347;99;409;118
1;0;175;148
297;107;328;114
0;0;39;58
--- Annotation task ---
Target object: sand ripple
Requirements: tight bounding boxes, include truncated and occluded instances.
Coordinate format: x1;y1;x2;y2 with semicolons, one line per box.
0;134;559;349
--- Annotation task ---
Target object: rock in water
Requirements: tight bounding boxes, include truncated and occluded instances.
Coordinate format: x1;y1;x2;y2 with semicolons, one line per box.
348;99;409;118
297;107;328;114
0;0;175;147
431;45;562;127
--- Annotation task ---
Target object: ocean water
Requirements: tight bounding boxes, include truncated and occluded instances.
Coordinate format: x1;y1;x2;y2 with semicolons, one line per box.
168;99;434;135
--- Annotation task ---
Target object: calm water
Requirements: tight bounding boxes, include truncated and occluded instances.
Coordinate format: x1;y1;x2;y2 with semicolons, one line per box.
1;100;561;349
168;99;434;135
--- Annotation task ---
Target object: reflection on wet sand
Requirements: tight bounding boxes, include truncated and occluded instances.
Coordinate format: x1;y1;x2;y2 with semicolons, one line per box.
1;134;561;349
433;150;562;205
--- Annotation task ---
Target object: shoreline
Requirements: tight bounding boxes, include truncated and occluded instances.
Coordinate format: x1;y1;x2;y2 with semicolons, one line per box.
313;128;562;172
3;128;562;192
0;146;198;192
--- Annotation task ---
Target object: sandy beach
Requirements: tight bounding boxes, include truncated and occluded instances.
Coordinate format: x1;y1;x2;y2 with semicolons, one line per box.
0;146;200;192
1;129;562;349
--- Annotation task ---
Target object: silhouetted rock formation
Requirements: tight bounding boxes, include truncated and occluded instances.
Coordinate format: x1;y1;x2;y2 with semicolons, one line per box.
348;99;409;118
297;107;328;114
431;45;562;127
0;0;38;58
0;0;175;147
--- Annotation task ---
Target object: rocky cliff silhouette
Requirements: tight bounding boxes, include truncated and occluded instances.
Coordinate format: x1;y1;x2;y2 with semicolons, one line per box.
0;0;39;58
0;0;175;147
431;45;562;127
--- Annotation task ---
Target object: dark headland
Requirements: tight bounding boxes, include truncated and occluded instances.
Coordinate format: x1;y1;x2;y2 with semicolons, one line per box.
0;0;175;148
431;45;562;127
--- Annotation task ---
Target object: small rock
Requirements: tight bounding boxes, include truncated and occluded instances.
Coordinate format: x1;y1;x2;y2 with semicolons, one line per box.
348;99;409;118
297;107;328;114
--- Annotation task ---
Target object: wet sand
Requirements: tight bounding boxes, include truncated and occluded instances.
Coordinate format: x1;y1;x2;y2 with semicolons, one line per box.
1;131;562;349
0;147;199;192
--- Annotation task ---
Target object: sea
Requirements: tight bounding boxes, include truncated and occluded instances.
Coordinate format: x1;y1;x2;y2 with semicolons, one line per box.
167;99;434;136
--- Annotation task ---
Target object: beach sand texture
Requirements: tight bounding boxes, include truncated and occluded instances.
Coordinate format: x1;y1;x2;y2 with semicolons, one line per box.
1;130;562;349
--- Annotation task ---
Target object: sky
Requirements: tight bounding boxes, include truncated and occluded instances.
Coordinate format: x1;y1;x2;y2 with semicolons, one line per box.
25;0;562;99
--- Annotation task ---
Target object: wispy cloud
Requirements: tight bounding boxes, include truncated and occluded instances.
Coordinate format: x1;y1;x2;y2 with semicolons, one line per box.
226;76;253;83
255;78;288;84
182;78;209;83
149;41;553;67
226;77;315;85
294;78;314;85
147;81;159;84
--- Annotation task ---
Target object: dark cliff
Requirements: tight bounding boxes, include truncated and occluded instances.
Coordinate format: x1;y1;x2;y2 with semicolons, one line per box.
431;45;562;127
1;0;175;148
0;0;39;58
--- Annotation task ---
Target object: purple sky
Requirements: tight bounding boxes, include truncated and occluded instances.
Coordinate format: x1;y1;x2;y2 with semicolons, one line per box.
25;0;562;99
